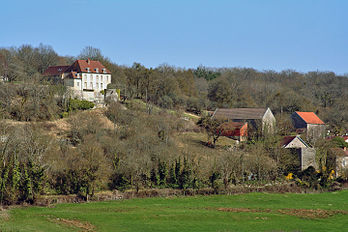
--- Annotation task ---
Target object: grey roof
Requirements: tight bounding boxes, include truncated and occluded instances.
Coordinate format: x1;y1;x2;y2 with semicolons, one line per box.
282;135;311;148
212;108;268;120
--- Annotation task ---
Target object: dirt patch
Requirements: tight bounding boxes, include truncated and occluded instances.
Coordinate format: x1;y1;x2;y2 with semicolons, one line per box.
0;210;10;221
217;207;348;219
50;217;96;232
217;208;272;213
277;208;348;219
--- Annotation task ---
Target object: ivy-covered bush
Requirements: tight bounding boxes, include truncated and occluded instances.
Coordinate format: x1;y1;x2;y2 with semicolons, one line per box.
69;99;95;111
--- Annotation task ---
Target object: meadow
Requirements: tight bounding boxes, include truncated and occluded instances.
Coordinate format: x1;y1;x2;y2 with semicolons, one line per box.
1;191;348;232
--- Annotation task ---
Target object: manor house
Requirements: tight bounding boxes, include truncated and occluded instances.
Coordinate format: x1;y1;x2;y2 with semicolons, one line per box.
43;59;112;102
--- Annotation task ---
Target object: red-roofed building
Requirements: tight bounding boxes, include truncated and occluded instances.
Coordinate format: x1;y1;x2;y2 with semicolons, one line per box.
291;111;326;143
293;112;324;125
343;136;348;143
218;122;248;141
42;66;70;78
43;59;112;102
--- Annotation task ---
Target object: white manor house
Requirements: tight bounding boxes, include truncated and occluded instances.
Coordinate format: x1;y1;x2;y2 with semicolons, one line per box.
43;58;112;102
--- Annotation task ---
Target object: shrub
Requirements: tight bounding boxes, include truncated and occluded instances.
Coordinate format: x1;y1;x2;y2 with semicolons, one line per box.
69;99;94;111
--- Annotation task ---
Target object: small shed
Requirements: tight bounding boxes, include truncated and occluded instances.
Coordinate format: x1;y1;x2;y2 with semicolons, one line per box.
281;135;316;171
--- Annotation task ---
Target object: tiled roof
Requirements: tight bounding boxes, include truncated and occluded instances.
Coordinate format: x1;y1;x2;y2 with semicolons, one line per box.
66;59;111;74
43;59;111;77
213;108;268;120
219;122;248;137
42;66;70;76
219;122;246;130
330;148;348;157
295;112;325;125
343;136;348;142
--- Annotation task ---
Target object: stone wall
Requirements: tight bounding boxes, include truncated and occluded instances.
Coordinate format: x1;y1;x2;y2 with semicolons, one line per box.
301;147;317;170
307;124;326;143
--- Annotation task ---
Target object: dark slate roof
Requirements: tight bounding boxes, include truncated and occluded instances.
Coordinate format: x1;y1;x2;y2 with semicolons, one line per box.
281;135;310;148
212;108;268;120
281;136;297;147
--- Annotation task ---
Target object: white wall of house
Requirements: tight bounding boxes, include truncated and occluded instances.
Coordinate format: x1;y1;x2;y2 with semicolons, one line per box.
66;72;111;102
79;73;111;91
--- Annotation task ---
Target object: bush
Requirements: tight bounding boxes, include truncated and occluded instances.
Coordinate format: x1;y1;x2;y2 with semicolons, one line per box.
69;99;94;111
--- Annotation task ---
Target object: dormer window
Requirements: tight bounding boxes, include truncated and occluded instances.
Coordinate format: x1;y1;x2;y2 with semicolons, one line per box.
95;68;99;73
86;67;90;72
102;68;106;73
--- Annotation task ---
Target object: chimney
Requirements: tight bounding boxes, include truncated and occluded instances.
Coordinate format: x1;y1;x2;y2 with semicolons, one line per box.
87;58;90;65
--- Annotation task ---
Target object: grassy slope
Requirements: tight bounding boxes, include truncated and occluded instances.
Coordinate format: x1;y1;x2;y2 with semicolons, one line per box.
1;191;348;232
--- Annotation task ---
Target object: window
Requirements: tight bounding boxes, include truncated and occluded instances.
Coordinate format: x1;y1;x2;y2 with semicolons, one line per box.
84;82;87;89
90;82;93;89
96;76;99;82
101;83;103;89
76;82;80;87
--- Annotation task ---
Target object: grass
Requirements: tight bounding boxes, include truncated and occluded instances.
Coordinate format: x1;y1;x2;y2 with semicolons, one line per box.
1;191;348;232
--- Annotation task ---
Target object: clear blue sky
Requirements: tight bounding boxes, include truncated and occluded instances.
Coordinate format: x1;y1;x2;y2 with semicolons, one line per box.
1;0;347;74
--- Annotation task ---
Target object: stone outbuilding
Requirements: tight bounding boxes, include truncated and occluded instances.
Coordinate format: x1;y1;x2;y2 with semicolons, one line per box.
329;148;348;177
281;135;316;171
212;107;276;136
291;111;326;143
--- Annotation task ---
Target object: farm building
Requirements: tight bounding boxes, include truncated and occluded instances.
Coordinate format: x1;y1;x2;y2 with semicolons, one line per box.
218;121;248;141
212;107;276;136
343;136;348;143
329;148;348;177
281;135;316;171
291;111;326;143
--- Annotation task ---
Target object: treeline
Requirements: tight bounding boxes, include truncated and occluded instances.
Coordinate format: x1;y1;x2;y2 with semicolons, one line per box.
110;64;348;133
1;44;347;132
1;101;343;205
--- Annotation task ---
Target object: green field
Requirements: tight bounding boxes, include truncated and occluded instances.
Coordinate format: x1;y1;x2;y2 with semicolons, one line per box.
1;191;348;232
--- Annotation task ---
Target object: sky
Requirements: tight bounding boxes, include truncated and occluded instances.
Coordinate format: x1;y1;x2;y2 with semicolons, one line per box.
1;0;347;74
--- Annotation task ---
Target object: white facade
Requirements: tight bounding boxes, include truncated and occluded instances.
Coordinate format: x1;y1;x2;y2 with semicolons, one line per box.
65;72;111;102
44;60;112;102
65;73;112;92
